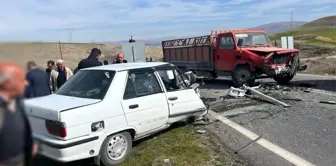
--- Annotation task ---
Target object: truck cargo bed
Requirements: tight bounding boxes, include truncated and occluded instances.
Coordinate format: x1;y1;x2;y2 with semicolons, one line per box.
162;35;214;71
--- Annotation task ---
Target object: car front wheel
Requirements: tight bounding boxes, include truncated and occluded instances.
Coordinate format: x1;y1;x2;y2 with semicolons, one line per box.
100;132;133;166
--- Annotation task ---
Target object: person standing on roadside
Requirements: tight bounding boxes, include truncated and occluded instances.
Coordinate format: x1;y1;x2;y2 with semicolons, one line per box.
24;61;51;98
0;62;38;166
77;48;103;71
112;52;128;64
45;60;58;93
56;59;73;89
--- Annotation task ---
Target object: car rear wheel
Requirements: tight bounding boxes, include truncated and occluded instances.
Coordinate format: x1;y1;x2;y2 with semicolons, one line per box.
100;132;132;166
232;65;255;87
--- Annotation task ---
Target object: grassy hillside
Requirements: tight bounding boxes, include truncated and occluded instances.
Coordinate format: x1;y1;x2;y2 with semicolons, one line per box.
270;16;336;46
0;42;162;70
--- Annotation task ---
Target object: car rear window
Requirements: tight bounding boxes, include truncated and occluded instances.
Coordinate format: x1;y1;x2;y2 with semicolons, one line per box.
56;70;115;100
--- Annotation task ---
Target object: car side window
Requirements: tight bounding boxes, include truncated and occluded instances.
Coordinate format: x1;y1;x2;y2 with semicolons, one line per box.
157;69;187;92
123;71;162;100
220;36;234;50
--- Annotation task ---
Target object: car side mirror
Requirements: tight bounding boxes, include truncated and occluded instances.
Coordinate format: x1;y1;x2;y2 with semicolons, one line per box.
237;38;243;47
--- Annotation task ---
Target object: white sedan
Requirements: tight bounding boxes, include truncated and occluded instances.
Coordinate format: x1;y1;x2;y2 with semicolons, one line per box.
24;62;207;166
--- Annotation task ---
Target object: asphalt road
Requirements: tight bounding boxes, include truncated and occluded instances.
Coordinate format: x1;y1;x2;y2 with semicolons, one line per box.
199;74;336;166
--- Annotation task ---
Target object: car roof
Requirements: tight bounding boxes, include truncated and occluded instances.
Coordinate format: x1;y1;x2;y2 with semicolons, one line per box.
82;62;171;71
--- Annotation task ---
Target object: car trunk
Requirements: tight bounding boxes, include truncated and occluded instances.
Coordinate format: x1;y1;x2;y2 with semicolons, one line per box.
24;94;100;138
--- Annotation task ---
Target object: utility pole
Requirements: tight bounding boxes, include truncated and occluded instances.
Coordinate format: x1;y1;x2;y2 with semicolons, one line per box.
67;28;73;43
129;36;136;43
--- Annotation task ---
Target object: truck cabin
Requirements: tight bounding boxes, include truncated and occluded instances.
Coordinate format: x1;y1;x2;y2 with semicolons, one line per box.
210;30;272;49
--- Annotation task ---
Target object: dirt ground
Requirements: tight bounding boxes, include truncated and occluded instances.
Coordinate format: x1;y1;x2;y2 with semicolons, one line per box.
0;42;335;75
0;42;163;70
295;42;336;58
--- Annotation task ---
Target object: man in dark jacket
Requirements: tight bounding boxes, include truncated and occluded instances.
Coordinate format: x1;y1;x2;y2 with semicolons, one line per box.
45;60;58;93
0;62;37;166
112;52;128;64
24;61;51;98
77;48;103;71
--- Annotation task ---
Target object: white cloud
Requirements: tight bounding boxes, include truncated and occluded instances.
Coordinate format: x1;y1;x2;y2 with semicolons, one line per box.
0;0;334;42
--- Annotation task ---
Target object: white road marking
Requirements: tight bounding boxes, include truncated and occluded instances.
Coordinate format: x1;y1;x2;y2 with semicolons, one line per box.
220;104;268;117
209;110;316;166
309;89;336;97
296;73;336;78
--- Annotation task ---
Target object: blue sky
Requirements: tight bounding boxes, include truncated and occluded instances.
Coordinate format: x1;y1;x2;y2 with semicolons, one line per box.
0;0;335;42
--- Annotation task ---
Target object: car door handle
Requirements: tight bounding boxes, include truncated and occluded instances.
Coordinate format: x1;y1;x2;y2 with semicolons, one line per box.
168;96;178;101
129;104;139;109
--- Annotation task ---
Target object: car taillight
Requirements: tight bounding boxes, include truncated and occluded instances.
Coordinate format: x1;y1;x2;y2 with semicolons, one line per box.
45;120;67;138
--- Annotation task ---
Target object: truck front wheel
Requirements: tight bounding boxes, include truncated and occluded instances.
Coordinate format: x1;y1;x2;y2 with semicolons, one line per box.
273;74;295;85
232;65;255;87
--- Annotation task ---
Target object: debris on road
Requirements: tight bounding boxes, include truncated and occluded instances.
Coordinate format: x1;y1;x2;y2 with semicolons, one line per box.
227;85;261;98
196;129;206;134
227;86;247;97
281;97;303;101
304;89;311;93
244;85;291;107
163;159;172;166
234;135;263;154
319;100;336;105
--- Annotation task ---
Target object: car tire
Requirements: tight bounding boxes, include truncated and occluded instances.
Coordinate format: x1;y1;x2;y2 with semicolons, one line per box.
99;132;133;166
232;65;255;87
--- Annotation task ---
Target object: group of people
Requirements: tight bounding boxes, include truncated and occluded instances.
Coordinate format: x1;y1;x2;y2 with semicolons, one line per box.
0;48;128;166
25;48;128;99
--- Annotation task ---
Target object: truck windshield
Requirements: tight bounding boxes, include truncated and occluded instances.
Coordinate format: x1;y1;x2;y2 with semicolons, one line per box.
234;33;271;47
55;70;115;100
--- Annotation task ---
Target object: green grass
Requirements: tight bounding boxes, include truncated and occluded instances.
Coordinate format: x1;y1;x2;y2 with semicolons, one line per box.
305;39;336;46
121;125;212;166
270;28;336;41
270;28;336;46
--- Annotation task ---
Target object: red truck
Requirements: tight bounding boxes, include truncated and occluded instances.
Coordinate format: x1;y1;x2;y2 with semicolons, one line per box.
162;30;307;87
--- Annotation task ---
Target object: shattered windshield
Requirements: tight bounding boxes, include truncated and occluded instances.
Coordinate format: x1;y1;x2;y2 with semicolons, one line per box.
234;33;271;47
56;70;115;100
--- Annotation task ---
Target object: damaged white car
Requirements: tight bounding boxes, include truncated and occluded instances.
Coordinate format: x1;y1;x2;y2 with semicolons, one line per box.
24;62;207;166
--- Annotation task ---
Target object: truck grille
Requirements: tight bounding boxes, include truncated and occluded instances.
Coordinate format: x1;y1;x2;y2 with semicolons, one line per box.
272;54;289;64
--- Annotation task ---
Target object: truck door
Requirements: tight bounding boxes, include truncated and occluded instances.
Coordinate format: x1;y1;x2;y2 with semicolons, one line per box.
155;66;206;120
214;34;236;71
121;68;169;134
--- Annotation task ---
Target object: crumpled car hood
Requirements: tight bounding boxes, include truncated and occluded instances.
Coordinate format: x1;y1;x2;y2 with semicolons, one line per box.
246;47;299;54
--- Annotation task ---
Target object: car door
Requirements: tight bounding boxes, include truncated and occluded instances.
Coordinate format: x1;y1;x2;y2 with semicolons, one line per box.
121;68;169;134
155;65;206;118
214;34;236;71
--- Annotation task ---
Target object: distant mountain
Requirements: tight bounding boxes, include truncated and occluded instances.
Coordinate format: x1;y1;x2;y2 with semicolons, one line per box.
105;21;307;46
269;16;336;46
299;15;336;29
249;21;306;34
